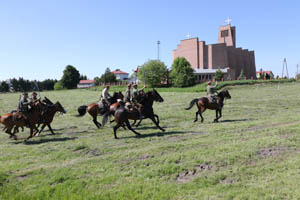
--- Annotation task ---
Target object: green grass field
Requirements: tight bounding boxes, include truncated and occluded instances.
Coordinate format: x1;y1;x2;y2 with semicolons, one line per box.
1;82;300;199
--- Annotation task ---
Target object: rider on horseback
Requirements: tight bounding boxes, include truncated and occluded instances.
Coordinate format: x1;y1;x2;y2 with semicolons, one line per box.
206;81;218;104
99;85;112;111
124;84;133;110
17;92;32;127
131;84;146;118
31;91;46;123
131;84;146;103
30;91;39;101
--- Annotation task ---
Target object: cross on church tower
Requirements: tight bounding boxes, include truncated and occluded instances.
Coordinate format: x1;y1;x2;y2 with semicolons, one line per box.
186;33;191;39
225;17;232;25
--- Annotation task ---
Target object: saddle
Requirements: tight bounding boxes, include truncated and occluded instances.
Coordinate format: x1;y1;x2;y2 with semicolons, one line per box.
124;102;140;114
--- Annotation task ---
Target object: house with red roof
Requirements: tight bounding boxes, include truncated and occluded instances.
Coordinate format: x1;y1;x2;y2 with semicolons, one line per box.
112;69;129;81
77;80;95;88
256;70;274;79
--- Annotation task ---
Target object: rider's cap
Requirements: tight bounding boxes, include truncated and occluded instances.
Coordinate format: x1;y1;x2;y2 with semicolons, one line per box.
32;91;37;95
127;83;131;87
23;92;28;95
207;81;211;85
133;84;137;87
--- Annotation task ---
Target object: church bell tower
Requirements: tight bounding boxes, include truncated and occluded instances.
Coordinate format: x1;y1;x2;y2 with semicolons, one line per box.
218;18;236;47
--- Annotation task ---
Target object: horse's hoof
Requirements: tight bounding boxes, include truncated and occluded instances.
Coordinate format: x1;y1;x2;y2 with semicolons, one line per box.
193;120;197;123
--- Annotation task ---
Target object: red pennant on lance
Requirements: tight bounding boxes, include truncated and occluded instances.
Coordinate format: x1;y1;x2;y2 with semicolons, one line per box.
134;67;139;73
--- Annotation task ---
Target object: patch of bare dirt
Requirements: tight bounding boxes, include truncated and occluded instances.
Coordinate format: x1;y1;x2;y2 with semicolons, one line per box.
86;148;101;156
257;147;300;158
139;155;154;160
220;177;237;184
16;174;28;181
239;120;300;133
176;164;212;183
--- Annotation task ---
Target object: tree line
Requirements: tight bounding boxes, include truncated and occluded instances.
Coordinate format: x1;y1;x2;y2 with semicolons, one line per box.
0;58;227;93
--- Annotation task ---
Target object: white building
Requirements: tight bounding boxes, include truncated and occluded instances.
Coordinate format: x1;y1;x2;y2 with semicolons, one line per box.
77;80;95;88
112;69;129;81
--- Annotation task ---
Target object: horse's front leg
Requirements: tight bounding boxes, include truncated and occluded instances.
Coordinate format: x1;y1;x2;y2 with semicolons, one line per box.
217;109;222;121
131;120;137;127
135;119;143;127
214;110;219;123
25;126;35;142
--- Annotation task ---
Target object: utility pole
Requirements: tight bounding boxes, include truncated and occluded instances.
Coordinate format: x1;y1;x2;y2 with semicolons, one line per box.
297;64;299;78
282;58;289;78
157;40;160;60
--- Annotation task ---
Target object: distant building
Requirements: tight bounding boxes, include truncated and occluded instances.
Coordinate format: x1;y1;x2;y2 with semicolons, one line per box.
173;22;256;81
112;69;129;81
77;80;95;88
256;70;274;79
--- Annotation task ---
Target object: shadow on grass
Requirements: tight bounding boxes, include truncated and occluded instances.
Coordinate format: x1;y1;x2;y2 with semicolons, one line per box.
219;118;252;123
12;137;77;145
120;130;185;139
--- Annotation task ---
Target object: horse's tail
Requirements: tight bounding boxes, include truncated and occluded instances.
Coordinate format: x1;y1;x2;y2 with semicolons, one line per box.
77;105;88;117
185;99;198;110
102;111;111;127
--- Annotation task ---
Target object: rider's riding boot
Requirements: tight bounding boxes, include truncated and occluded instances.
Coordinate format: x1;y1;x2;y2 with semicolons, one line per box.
40;115;45;123
25;119;30;128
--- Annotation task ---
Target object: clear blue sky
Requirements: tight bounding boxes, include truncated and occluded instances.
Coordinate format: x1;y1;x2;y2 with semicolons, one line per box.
0;0;299;81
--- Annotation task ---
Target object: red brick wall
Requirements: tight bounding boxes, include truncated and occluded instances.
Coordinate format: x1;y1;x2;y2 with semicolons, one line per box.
173;38;199;69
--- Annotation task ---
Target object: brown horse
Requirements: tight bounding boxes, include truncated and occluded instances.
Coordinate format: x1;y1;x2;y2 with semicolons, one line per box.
102;89;165;139
36;100;66;136
0;100;43;141
185;89;231;123
104;89;161;127
110;102;141;139
77;92;123;128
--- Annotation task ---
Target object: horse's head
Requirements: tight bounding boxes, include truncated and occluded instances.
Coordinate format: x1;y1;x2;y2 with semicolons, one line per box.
151;89;164;102
221;89;231;99
55;101;67;114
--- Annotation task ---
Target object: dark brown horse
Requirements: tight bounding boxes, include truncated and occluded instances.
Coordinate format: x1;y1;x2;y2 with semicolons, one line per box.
36;100;66;136
77;92;123;128
185;89;231;123
0;100;43;141
102;89;165;139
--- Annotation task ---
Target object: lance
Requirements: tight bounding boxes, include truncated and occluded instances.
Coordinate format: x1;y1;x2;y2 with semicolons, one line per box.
34;81;41;98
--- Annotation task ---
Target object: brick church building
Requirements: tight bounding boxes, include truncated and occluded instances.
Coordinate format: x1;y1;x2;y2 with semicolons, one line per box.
173;23;256;81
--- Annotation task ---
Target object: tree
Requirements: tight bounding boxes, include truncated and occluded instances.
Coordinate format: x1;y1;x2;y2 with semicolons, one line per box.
80;74;87;80
60;65;80;89
137;60;168;87
54;81;64;90
99;68;117;83
41;79;57;90
214;69;224;81
170;57;195;87
0;81;9;92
